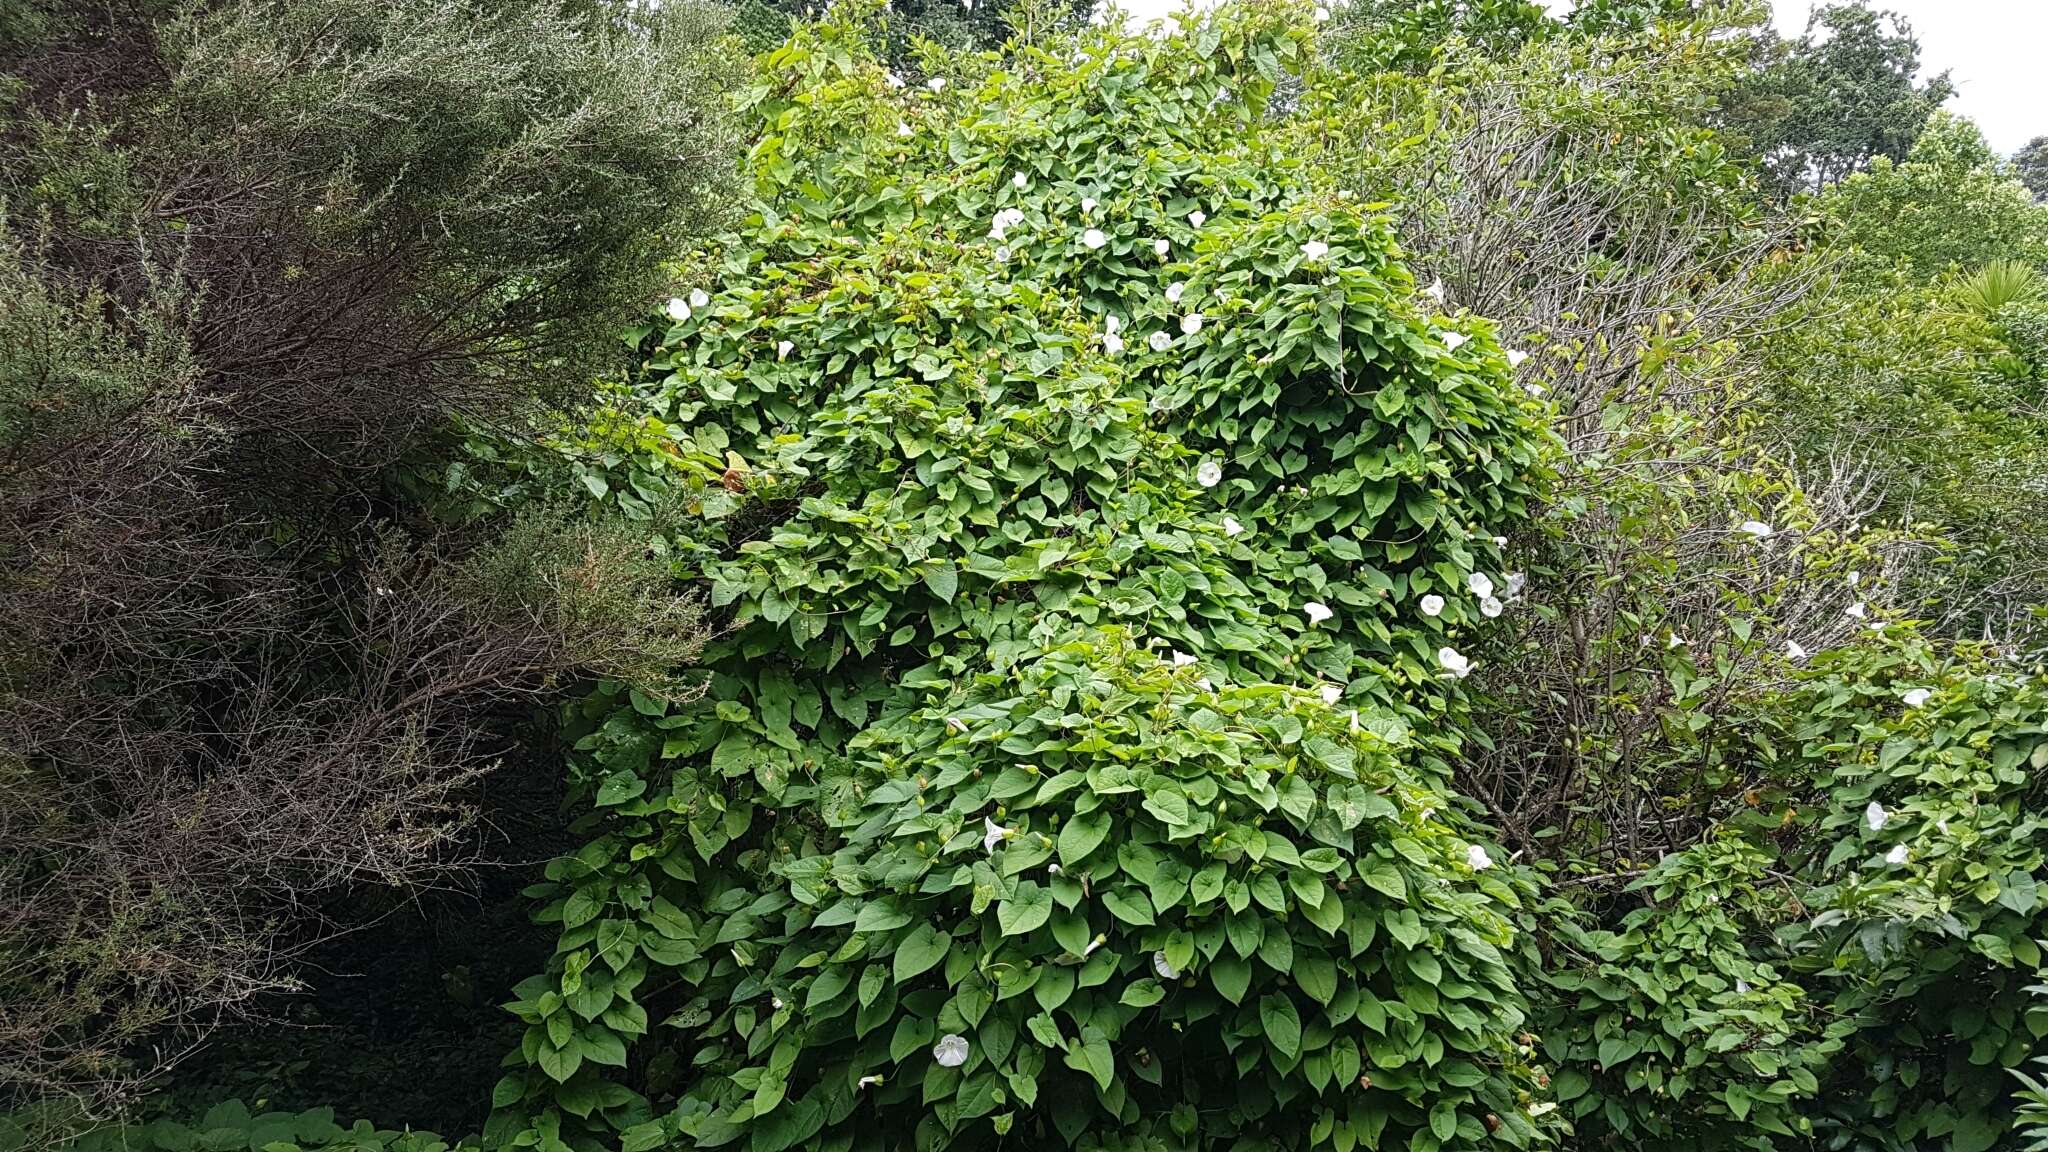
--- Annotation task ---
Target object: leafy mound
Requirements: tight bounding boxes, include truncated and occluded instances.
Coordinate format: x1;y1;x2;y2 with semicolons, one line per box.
487;4;1554;1150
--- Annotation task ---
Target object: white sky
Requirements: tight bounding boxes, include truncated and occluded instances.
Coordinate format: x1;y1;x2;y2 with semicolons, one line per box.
1107;0;2046;156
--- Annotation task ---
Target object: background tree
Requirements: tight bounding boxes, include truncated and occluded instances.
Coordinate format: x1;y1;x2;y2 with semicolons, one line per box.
2016;134;2048;202
1731;1;1954;195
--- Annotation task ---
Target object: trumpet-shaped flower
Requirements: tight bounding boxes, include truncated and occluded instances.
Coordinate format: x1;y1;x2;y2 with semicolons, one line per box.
1424;278;1445;303
1467;572;1495;599
1420;594;1445;617
1506;349;1528;368
1300;240;1329;261
1304;601;1334;625
1082;228;1107;250
1223;516;1243;537
1319;684;1342;705
1442;331;1468;351
665;297;692;322
1196;459;1223;488
1438;646;1472;678
932;1034;969;1067
1480;596;1503;618
1189;211;1206;228
1153;951;1179;979
897;121;913;138
1012;172;1027;189
1154;238;1171;258
1786;639;1808;660
1466;844;1493;870
689;288;709;309
1166;281;1187;304
1171;650;1199;667
983;817;1010;852
1081;196;1097;214
927;77;945;92
1181;313;1203;336
1737;520;1773;539
777;340;794;360
1865;801;1887;831
1885;844;1910;866
1103;333;1123;355
1846;602;1868;620
1148;331;1171;352
1902;687;1931;708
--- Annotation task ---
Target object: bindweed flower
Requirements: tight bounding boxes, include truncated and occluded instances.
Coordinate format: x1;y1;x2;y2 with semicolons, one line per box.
1865;801;1887;831
1166;282;1186;304
1300;240;1329;261
1304;601;1334;625
1524;381;1547;397
1420;594;1445;617
1105;315;1122;334
927;77;945;92
1223;516;1244;537
1149;331;1171;352
1466;844;1493;870
859;1075;883;1088
1442;332;1468;351
1666;632;1686;649
1172;650;1199;667
1903;688;1931;708
1082;935;1107;958
1505;571;1526;597
1153;951;1178;979
1506;349;1528;367
773;997;784;1010
1848;570;1862;586
1196;459;1223;487
1735;980;1750;995
1181;313;1203;335
1846;602;1868;620
1104;333;1123;354
1082;228;1107;250
1480;596;1503;618
933;1034;969;1068
777;340;794;360
1320;684;1342;705
1154;238;1170;258
1786;639;1808;660
1885;844;1910;866
995;246;1012;263
1313;5;1330;20
1438;646;1472;678
666;297;692;322
1424;278;1445;303
1189;211;1206;228
1012;172;1027;189
1467;572;1495;599
1081;196;1097;214
983;817;1011;852
1737;520;1773;539
886;72;906;89
897;121;913;137
947;716;968;733
689;288;710;309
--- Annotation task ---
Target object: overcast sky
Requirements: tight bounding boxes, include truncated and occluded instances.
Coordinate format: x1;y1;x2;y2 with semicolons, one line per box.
1108;1;2045;156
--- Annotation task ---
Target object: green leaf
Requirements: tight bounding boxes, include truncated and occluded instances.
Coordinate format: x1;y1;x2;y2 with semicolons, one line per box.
922;563;959;604
1064;1034;1115;1091
1121;978;1166;1007
1059;811;1112;865
896;922;952;982
999;881;1054;936
1259;994;1302;1059
1102;889;1156;926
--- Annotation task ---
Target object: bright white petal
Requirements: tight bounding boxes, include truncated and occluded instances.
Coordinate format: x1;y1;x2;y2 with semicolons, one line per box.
927;77;945;92
933;1034;969;1067
1506;349;1528;367
1152;950;1178;979
1885;844;1909;866
1738;520;1773;539
1222;516;1244;537
1148;331;1171;352
1419;594;1445;617
1012;172;1027;189
1442;332;1468;351
777;340;794;360
1082;228;1107;250
1171;650;1199;667
1154;238;1170;257
983;817;1010;852
1467;572;1495;599
1865;801;1887;831
1846;602;1867;620
1196;459;1223;488
1189;211;1206;228
1786;640;1807;660
1902;688;1931;708
689;288;710;309
1299;240;1329;261
1437;646;1471;677
1424;278;1445;303
666;298;692;322
1304;601;1334;625
1466;844;1493;870
1480;596;1503;618
1181;313;1203;335
1081;197;1097;213
1320;684;1342;705
1166;282;1186;304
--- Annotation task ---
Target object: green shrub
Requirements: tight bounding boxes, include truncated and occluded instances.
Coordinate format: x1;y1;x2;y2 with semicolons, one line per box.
476;3;1557;1149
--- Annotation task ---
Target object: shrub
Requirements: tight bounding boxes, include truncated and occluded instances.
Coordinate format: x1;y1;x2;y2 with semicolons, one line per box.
480;4;1557;1149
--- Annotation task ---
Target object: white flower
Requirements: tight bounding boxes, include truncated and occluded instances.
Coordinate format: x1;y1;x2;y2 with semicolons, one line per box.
1493;535;1509;548
1846;602;1868;620
666;297;692;322
1467;572;1495;599
1081;196;1097;214
1506;349;1528;368
1524;381;1547;397
1737;520;1773;539
1348;710;1361;733
983;817;1011;852
1442;331;1468;352
1885;844;1910;866
1527;1101;1557;1118
1666;632;1686;649
773;996;785;1009
1001;207;1025;226
1848;570;1862;587
1012;172;1028;189
1480;596;1503;619
1424;278;1445;303
932;1034;970;1067
1786;639;1808;660
1506;571;1526;597
897;121;913;137
886;72;906;89
1048;863;1061;874
994;246;1012;263
947;716;968;733
1438;646;1472;678
1152;950;1178;979
1466;844;1493;870
1171;650;1199;667
1189;211;1207;228
1420;594;1445;617
1103;333;1124;354
1300;240;1329;262
1223;516;1244;537
1734;979;1750;995
1105;315;1122;335
1181;313;1204;336
1938;818;1950;835
689;288;710;309
1865;801;1887;831
1166;282;1187;304
1196;459;1223;488
1902;688;1932;708
1196;677;1212;691
1082;228;1107;250
1154;238;1171;258
927;77;945;92
1148;331;1171;352
1304;601;1335;625
859;1075;883;1088
1313;5;1330;21
777;340;794;360
1320;684;1342;705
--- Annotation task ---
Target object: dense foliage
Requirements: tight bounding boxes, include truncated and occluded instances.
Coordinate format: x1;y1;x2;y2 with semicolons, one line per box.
15;1;2048;1151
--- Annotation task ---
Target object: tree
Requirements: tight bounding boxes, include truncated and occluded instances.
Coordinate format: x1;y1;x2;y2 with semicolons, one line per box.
1732;2;1955;194
2016;134;2048;202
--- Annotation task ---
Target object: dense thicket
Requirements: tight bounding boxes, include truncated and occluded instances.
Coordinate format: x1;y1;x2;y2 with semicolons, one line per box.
13;1;2048;1151
0;0;736;1123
